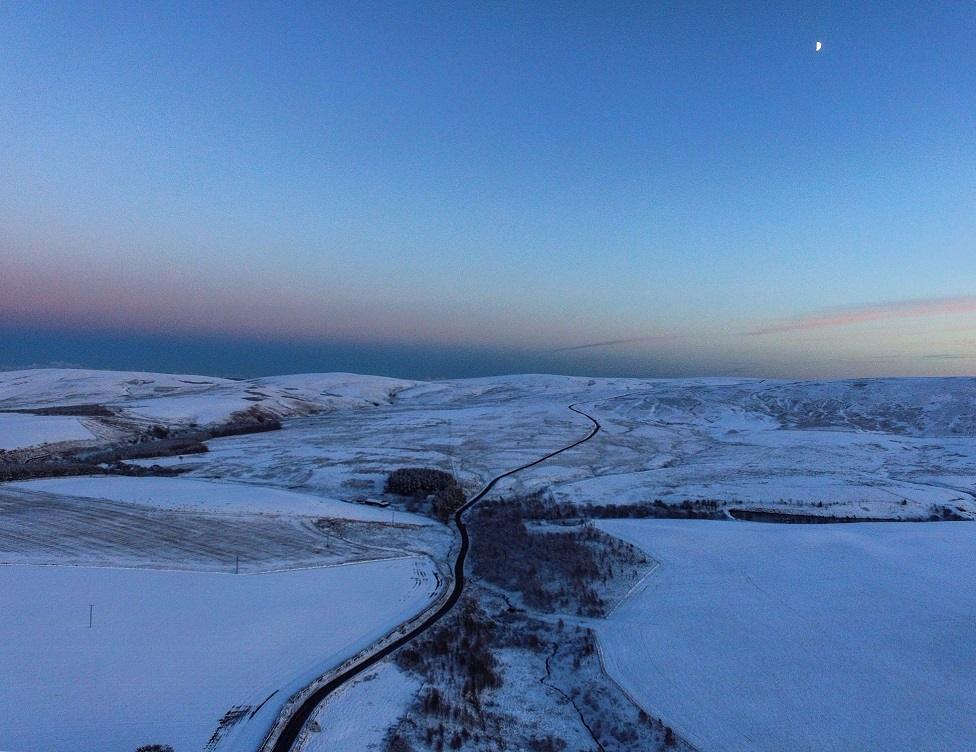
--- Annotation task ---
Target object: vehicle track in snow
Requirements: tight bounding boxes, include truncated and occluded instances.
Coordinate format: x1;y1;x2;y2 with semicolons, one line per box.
267;403;601;752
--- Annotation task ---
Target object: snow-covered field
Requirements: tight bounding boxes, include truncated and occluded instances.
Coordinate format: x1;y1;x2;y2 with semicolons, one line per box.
68;371;971;520
0;412;95;449
11;476;433;524
3;368;976;751
0;557;439;752
3;369;974;520
527;379;976;518
0;483;450;574
594;519;976;752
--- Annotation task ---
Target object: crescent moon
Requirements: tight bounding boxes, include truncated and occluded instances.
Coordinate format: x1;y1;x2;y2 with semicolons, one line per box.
815;41;823;52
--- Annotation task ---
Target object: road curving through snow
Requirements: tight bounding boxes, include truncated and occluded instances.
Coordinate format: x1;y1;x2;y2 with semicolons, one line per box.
265;403;601;752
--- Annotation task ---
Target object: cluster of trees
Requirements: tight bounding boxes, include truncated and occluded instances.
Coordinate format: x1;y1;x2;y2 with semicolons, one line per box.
577;498;724;520
82;438;208;464
385;467;457;495
390;529;684;751
415;694;478;750
431;485;466;522
527;737;567;751
15;403;114;417
0;458;185;482
539;624;681;752
506;493;725;521
210;405;281;437
395;599;505;751
385;467;466;522
469;502;647;617
931;504;967;521
397;600;501;707
386;489;694;751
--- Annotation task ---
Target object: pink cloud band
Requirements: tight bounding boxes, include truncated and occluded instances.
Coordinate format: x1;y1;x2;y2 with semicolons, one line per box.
748;296;976;336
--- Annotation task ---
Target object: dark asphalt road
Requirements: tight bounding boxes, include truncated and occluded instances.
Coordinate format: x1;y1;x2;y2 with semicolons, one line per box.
268;403;601;752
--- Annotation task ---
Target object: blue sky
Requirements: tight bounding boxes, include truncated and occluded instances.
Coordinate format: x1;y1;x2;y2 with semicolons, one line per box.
2;1;974;378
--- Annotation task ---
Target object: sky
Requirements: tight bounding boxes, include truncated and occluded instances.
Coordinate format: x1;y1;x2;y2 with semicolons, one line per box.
1;1;974;379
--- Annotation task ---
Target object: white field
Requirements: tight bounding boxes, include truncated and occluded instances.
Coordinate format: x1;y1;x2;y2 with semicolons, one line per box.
0;412;95;449
0;557;438;752
11;476;434;524
594;519;976;752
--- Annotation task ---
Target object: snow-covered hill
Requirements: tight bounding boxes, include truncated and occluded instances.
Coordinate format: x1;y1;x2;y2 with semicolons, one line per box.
2;369;973;519
2;368;974;751
0;368;417;450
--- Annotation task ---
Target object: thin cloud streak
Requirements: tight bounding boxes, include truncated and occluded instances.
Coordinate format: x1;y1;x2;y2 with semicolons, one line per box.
747;296;976;336
921;353;976;361
551;334;680;353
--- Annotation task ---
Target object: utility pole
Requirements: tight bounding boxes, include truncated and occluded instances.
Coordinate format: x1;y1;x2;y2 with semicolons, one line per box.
235;555;239;574
89;604;93;629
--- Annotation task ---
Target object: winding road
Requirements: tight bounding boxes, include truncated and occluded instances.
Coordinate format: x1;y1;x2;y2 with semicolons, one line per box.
267;403;601;752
